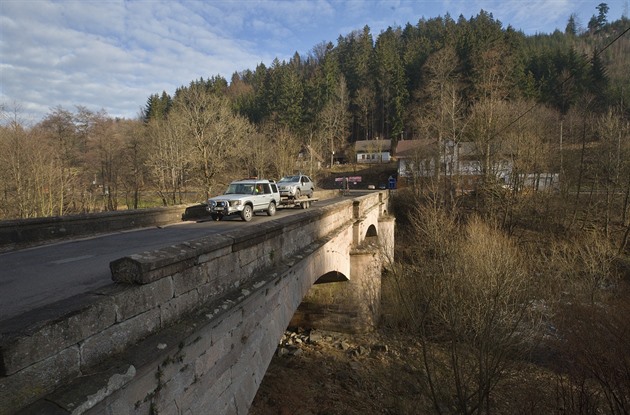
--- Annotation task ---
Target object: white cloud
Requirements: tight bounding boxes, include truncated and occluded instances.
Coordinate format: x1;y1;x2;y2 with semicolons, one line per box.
0;0;624;123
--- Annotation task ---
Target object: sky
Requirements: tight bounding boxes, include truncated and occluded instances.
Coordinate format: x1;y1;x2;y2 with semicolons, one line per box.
1;0;627;124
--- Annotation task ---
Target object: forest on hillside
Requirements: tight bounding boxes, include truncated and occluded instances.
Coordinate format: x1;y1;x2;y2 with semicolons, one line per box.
0;8;628;220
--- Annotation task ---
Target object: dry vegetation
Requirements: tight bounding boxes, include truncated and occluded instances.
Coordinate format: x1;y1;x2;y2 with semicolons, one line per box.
251;185;630;415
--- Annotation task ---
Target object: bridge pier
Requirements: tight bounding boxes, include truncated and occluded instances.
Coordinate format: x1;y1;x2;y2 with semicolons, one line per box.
290;215;395;334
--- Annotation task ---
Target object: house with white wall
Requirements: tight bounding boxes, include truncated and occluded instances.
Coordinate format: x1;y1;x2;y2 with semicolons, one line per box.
354;139;392;163
394;139;558;191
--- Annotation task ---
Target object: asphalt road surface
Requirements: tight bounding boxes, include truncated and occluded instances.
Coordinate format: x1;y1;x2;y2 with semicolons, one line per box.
0;200;338;323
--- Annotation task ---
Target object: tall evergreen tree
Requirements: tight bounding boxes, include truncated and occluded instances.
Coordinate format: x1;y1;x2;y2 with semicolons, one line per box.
590;50;610;110
596;3;610;29
565;14;578;36
375;27;408;141
143;91;172;122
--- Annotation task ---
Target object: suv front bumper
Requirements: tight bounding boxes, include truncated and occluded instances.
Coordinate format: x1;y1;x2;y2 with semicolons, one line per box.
207;200;243;216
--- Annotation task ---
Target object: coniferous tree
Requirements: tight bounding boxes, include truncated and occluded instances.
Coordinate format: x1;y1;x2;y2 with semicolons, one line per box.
590;50;610;110
143;91;172;122
566;14;578;36
375;26;408;141
597;3;610;29
279;54;305;133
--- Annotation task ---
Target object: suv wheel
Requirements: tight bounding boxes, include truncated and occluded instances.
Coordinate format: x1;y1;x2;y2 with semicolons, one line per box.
240;205;253;222
267;201;276;216
295;189;301;199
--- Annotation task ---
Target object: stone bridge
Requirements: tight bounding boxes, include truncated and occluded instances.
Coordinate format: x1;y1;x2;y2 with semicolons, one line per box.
0;191;394;414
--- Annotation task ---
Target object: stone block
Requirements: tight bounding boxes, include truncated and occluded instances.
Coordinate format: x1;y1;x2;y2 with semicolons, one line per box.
0;346;80;415
46;361;136;414
110;234;236;284
197;241;233;264
236;245;265;276
171;266;207;296
159;289;199;327
113;278;174;321
231;369;258;415
0;295;115;376
110;254;196;285
226;221;283;252
193;329;230;378
92;364;160;415
207;369;235;413
80;308;160;368
196;278;224;305
154;362;195;412
12;399;68;415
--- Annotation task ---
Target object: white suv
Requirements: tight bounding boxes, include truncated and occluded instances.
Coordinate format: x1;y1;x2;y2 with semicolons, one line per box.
206;179;280;222
277;174;314;199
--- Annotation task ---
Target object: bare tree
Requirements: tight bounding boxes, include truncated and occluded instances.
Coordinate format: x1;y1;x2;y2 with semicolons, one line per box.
37;107;82;216
412;46;468;203
553;290;630;415
467;45;513;186
0;105;30;218
388;204;543;414
594;108;629;238
261;123;301;179
83;110;125;211
170;87;253;199
117;119;148;209
318;76;351;167
145;116;191;206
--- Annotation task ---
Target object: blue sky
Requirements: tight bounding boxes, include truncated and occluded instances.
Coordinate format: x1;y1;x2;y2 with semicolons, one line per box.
1;0;627;124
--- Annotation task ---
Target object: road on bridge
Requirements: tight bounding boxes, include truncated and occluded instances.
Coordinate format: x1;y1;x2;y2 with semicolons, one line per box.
0;199;340;323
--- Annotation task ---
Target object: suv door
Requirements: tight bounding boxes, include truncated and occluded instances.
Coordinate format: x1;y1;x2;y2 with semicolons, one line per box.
270;182;279;197
253;183;272;211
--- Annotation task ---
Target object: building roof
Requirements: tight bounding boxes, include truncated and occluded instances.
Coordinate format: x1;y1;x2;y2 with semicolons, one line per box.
393;139;434;158
354;139;392;153
394;140;485;159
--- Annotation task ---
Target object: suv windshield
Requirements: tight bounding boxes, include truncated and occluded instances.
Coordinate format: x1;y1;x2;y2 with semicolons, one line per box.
225;184;255;195
278;176;299;183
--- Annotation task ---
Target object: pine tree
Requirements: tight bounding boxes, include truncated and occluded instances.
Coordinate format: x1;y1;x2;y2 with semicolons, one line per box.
565;14;578;36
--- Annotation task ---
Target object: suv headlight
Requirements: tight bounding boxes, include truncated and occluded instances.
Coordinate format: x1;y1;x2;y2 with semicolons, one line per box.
229;200;241;206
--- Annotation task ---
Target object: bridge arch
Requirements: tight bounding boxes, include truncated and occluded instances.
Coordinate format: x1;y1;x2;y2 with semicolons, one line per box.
314;270;349;284
366;223;378;237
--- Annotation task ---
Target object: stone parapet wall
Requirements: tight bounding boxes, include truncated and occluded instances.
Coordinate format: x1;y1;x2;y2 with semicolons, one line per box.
0;206;189;250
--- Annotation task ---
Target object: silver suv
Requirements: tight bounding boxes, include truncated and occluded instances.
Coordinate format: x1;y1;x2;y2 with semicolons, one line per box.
277;174;314;199
206;179;280;222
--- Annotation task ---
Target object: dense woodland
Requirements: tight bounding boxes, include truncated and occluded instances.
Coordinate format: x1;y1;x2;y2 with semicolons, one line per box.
2;7;630;414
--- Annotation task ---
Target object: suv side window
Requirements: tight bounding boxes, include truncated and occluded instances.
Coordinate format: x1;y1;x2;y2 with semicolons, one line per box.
262;183;271;194
270;183;278;193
